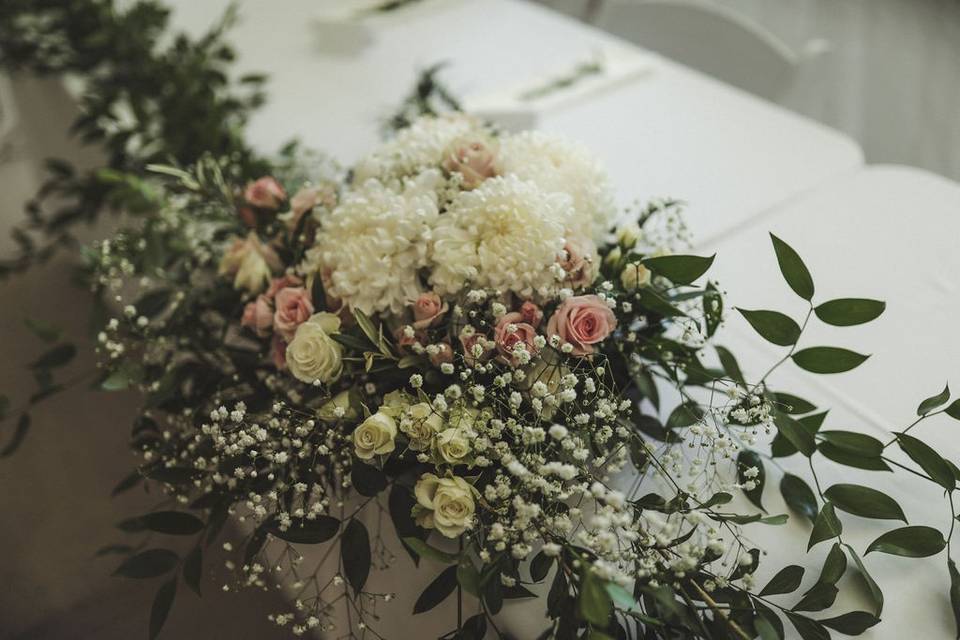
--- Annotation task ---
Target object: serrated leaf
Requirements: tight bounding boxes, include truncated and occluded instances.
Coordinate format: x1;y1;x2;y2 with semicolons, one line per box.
866;526;946;558
823;484;906;522
114;548;179;578
149;578;177;640
792;347;870;374
896;432;956;490
414;565;457;614
341;519;371;595
814;298;885;326
770;234;814;300
781;473;819;523
808;502;842;550
737;308;801;346
759;565;805;596
642;254;715;285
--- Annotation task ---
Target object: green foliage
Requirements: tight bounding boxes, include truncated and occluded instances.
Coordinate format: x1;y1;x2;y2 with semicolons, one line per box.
866;526;946;558
641;254;715;285
814;298;885;326
770;233;815;300
737;308;801;346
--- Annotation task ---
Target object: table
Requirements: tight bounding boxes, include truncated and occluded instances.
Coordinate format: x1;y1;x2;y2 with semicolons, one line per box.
164;0;863;245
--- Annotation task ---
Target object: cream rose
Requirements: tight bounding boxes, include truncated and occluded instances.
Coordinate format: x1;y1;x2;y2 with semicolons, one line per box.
285;313;344;384
317;390;359;423
353;410;398;460
414;473;476;538
435;428;471;465
621;261;652;291
400;402;444;451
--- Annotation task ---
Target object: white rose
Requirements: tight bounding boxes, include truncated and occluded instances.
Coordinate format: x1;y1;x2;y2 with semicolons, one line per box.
435;428;471;465
285;313;344;384
414;473;475;538
353;411;398;460
400;402;443;451
620;261;651;291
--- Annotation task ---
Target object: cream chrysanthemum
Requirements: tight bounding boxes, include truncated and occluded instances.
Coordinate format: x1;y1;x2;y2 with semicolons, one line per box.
353;114;484;183
498;131;616;242
430;175;571;298
308;170;442;314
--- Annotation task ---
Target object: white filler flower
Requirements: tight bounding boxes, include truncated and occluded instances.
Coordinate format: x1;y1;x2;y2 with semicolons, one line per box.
498;131;617;243
430;174;572;299
309;170;442;314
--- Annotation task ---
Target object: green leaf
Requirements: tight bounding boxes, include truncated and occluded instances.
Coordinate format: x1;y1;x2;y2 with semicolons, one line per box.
818;442;891;472
759;565;805;596
23;317;62;343
844;544;883;615
792;582;838;612
792;347;870;374
460;614;488;640
530;551;553;582
818;431;884;456
737;308;801;346
819;611;880;635
737;450;766;510
183;545;202;596
1;413;31;457
823;484;906;522
266;516;340;544
715;345;746;387
578;571;613;626
413;565;458;614
770;233;814;300
149;578;177;640
30;343;76;370
457;558;481;597
121;511;205;535
771;392;816;415
949;559;960;639
351;462;388;497
781;473;819;523
114;548;179;578
786;613;830;640
642;254;715;285
775;413;816;457
754;601;785;640
946;400;960;420
866;526;946;558
896;432;956;491
917;384;951;415
817;543;847;586
401;537;458;564
808;502;842;550
341;519;371;595
605;582;639;612
814;298;886;326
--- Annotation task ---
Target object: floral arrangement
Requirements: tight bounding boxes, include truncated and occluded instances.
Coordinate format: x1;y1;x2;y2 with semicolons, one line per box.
21;111;960;640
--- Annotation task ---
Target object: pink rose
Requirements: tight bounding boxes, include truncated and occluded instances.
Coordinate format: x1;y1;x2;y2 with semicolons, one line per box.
412;292;448;330
441;135;499;189
459;329;492;366
266;274;304;300
271;335;288;370
429;341;454;368
244;176;286;209
273;287;315;341
546;294;618;356
519;301;543;328
394;326;426;350
558;237;597;290
282;185;336;230
241;295;274;337
494;312;540;366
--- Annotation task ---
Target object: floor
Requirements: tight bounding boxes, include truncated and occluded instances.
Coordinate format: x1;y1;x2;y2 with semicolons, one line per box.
535;0;960;182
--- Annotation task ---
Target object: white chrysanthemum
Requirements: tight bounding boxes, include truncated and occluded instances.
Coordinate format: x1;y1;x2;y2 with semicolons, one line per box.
308;170;442;314
430;175;572;298
498;131;616;242
353;114;483;183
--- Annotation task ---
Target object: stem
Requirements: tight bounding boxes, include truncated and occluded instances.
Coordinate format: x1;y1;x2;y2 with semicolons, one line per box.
689;580;751;640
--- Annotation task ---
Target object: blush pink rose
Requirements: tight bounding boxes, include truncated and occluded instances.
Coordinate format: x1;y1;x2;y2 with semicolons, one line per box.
459;330;492;366
558;237;597;290
241;295;274;337
412;292;448;330
244;176;286;209
271;335;288;370
494;312;540;366
519;301;543;328
441;135;499;189
546;294;618;356
266;274;304;300
273;287;315;341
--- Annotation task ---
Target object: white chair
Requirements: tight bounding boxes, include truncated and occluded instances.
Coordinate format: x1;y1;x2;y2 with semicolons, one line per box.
595;0;800;100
